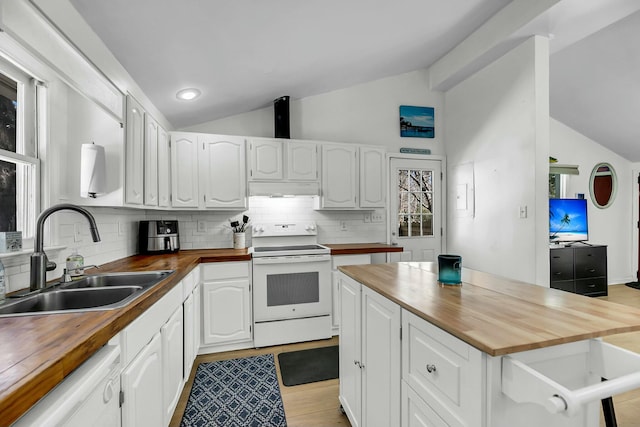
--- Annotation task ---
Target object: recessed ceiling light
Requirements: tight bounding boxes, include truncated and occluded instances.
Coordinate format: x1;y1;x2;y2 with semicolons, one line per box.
176;88;201;101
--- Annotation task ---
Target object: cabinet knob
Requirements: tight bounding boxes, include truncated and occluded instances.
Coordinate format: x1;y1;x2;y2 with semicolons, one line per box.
426;364;437;373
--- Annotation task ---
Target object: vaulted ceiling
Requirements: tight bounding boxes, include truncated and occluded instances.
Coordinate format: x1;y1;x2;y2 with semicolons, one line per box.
67;0;640;161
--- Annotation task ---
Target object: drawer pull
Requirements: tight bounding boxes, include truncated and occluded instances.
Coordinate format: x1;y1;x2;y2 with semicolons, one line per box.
587;269;596;273
426;364;437;373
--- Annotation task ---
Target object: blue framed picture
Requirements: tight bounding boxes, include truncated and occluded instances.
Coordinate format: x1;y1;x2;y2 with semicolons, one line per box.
399;105;434;138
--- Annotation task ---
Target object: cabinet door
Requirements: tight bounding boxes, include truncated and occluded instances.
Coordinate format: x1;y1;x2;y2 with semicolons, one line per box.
250;138;283;180
162;306;184;426
200;135;247;209
339;275;362;427
332;254;371;329
202;279;251;345
359;147;386;208
183;292;194;380
194;283;201;357
171;132;200;208
321;144;357;208
144;114;159;206
362;286;401;427
121;332;163;427
402;381;450;427
125;95;144;205
287;141;317;180
157;125;171;208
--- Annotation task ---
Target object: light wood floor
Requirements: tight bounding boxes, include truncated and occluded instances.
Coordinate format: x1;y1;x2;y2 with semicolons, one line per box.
599;284;640;426
169;335;350;427
170;285;640;427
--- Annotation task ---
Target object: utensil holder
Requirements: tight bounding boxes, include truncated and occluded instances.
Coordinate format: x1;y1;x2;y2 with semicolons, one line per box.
233;232;246;249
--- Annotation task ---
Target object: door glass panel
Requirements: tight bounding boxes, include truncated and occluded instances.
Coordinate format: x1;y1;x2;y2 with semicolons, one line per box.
397;168;434;237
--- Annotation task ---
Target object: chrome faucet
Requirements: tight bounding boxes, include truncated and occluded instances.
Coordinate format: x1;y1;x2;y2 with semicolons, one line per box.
30;204;101;291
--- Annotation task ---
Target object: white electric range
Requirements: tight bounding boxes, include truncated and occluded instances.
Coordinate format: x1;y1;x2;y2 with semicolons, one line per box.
250;222;332;347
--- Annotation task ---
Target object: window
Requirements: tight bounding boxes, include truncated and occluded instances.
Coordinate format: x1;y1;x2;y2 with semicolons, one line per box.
0;59;39;240
397;169;434;237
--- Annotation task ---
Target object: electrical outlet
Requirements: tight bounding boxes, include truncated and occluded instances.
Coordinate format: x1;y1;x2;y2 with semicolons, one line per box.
340;221;348;231
197;220;206;232
74;224;82;242
363;213;371;223
371;211;384;223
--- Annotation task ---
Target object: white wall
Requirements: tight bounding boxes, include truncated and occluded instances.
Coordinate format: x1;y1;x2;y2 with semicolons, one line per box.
183;69;444;155
445;37;550;285
550;118;635;284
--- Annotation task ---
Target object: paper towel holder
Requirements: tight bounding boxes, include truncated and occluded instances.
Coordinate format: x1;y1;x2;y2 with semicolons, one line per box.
80;142;106;198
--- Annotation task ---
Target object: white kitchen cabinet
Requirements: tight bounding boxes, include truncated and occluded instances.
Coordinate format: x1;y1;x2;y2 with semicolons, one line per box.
162;306;183;426
286;140;318;180
249;138;283;180
331;254;371;333
359;146;386;208
200;262;252;352
320;143;358;208
157;125;171;208
170;132;200;208
121;332;164;427
144;114;159;207
200;134;247;209
171;132;247;209
125;94;144;205
248;138;317;181
339;273;401;427
402;309;483;427
183;292;194;377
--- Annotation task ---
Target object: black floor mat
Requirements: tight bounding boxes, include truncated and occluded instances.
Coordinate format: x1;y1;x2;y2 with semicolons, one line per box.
277;345;339;387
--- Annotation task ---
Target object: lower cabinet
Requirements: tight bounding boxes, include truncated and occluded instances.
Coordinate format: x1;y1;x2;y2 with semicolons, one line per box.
339;274;401;427
162;306;184;425
331;254;371;332
200;262;252;351
121;332;164;427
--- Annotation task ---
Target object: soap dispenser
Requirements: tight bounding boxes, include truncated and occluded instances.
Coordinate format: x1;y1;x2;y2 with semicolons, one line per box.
66;249;84;277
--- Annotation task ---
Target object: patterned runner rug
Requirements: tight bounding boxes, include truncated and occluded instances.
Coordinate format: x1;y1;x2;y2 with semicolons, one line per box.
180;354;287;427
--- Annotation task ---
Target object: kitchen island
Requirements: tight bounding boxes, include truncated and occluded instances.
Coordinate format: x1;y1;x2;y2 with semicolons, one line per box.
338;262;640;427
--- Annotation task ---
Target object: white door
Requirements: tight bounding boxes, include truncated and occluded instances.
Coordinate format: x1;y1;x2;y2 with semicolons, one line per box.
359;147;386;208
250;138;283;180
157;126;171;207
183;292;194;379
121;332;163;427
125;95;144;205
287;141;317;180
389;158;442;262
322;144;357;208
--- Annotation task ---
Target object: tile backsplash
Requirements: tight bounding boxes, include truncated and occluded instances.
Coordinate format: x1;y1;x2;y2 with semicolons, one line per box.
2;199;386;293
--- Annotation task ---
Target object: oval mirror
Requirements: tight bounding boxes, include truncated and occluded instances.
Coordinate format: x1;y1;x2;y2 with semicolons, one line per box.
589;163;617;208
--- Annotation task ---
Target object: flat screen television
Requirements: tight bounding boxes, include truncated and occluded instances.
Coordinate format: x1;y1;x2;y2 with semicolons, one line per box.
549;198;588;243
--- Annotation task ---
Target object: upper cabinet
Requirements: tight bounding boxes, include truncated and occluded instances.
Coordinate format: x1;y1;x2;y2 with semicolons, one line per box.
171;132;247;210
248;138;318;181
316;143;386;210
157;127;171;208
125;95;145;205
200;135;247;209
144;114;159;207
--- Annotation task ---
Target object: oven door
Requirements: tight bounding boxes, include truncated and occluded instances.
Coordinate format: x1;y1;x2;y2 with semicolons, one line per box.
252;254;331;322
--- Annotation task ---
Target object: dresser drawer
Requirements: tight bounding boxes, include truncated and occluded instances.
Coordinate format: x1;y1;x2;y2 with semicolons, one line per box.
402;310;482;426
550;280;575;293
575;277;607;296
402;381;450;427
574;247;606;279
550;248;574;281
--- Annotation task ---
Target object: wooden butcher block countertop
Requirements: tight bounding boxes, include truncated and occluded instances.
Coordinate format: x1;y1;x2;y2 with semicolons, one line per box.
324;243;403;255
338;262;640;357
0;249;250;427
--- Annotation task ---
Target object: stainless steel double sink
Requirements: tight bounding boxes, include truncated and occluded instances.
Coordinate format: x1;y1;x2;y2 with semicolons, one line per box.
0;270;174;317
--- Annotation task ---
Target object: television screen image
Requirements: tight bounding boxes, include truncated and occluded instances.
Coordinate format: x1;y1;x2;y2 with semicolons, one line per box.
549;198;588;242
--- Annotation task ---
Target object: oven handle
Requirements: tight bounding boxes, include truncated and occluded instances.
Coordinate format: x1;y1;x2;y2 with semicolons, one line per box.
252;254;331;264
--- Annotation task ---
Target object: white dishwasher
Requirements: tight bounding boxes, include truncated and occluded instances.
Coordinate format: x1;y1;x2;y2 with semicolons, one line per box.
12;343;121;427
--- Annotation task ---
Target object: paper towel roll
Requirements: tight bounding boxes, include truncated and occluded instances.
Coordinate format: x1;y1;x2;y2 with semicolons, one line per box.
80;143;106;198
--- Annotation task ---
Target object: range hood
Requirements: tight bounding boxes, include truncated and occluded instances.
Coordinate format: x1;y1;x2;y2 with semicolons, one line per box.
249;181;319;197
